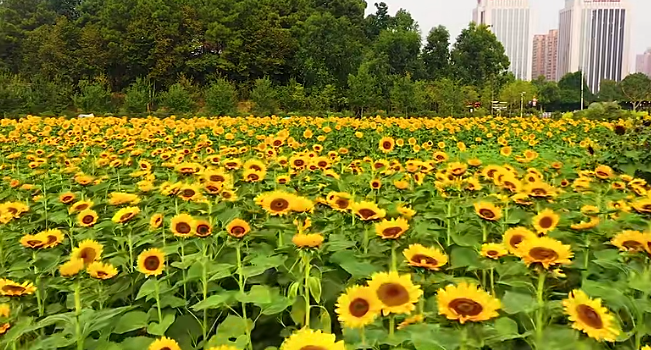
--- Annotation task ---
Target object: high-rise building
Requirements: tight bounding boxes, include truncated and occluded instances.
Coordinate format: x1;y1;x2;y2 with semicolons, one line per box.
557;0;631;92
473;0;534;80
636;49;651;77
532;29;559;81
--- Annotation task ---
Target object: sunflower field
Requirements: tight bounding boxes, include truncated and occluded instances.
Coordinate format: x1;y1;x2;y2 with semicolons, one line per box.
0;115;651;350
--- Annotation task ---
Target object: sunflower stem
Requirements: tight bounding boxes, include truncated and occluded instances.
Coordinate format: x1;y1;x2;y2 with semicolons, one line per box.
32;251;43;317
389;314;395;337
391;241;398;272
154;277;162;323
127;229;134;273
360;327;367;348
74;281;83;350
302;251;312;328
235;243;252;350
180;240;187;299
460;325;468;350
363;226;369;255
446;200;453;246
201;244;208;342
535;270;546;347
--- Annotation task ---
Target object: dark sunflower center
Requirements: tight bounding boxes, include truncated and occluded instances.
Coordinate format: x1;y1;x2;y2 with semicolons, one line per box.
7;208;17;215
377;283;409;306
120;213;133;222
231;226;245;235
196;224;210;236
335;198;349;209
97;271;108;278
250;165;262;171
270;198;289;211
318;161;327;167
278;178;287;184
348;298;370;317
222;192;232;199
46;235;57;244
82;215;95;224
374;163;383;169
176;222;192;234
596;171;608;177
79;248;96;263
487;169;497;178
210;175;225;182
63;196;73;202
576;304;604;329
479;209;496;219
382;227;403;238
529;247;559;260
382;141;392;149
294;160;305;167
411;254;437;266
182;189;195;197
509;235;524;248
358;209;376;219
642;204;651;211
622;240;644;250
487;250;499;257
144;256;161;270
372;182;380;188
449;298;484;316
2;285;25;293
76;204;89;211
538;216;554;229
532;188;547;196
436;155;445;160
299;346;326;350
27;240;42;247
248;174;259;181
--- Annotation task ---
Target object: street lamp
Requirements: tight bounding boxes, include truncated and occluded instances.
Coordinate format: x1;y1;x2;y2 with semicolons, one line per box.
520;92;526;118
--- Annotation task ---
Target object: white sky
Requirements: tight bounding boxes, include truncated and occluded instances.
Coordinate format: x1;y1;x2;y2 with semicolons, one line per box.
370;0;650;73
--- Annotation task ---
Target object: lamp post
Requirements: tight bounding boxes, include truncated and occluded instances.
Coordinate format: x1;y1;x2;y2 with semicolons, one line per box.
520;92;526;118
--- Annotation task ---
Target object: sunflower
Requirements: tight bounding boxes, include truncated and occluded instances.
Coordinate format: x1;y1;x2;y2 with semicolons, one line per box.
255;191;296;216
631;198;651;214
367;271;423;315
502;227;538;255
335;285;381;328
292;233;324;248
326;192;352;211
500;146;512;156
437;282;501;324
71;239;103;264
112;206;140;224
570;216;600;231
194;220;213;237
87;261;118;279
0;303;9;334
59;258;85;277
175;162;202;175
374;217;409;240
594;165;614;180
403;244;448;270
148;336;181;350
243;168;266;183
369;178;382;190
203;169;231;184
562;290;619;341
352;201;386;221
517;236;573;268
206;346;240;350
77;209;99;227
170;213;196;237
221;189;238;202
69;200;93;214
397;204;417;219
394;179;410;190
204;181;224;195
150;214;164;230
20;234;45;249
276;175;291;185
532;209;560;235
59;192;76;204
108;192;140;206
138;248;165;276
610;230;649;252
279;328;345;350
580;205;599;216
397;314;425;330
0;279;37;296
480;243;508;259
226;218;251;238
178;184;202;201
38;229;64;248
474;202;503;221
379;136;395;153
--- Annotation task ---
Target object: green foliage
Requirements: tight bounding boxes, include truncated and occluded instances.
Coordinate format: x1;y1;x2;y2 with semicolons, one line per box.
347;62;380;114
158;83;194;113
250;78;278;115
278;79;307;113
422;25;450;80
620;73;651;111
124;78;155;113
389;74;423;116
204;78;238;116
558;71;593;107
73;79;112;114
500;80;537;112
597;79;623;102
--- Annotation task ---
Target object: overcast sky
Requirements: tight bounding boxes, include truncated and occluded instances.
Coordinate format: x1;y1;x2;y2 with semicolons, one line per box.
369;0;651;70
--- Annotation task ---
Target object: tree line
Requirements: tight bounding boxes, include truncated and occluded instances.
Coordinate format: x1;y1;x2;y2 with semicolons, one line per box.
0;0;647;116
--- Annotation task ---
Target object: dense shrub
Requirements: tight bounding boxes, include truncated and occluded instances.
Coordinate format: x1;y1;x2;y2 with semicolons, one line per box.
159;83;194;113
204;78;238;116
251;78;278;115
124;78;155;113
73;80;113;114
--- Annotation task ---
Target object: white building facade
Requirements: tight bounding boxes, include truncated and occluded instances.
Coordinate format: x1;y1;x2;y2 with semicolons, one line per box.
557;0;631;92
473;0;534;81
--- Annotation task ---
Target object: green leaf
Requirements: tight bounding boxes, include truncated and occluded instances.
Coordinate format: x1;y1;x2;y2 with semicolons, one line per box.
330;251;380;279
450;247;480;269
192;291;236;311
261;297;293;315
113;311;148;334
307;276;322;303
209;263;235;281
494;317;520;339
236;285;272;306
120;337;153;350
136;279;156;300
216;315;253;339
501;291;536;314
147;313;175;336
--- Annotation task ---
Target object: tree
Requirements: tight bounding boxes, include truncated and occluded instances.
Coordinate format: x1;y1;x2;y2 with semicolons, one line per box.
620;73;651;111
73;79;112;113
558;71;593;108
159;83;194;113
500;80;537;114
250;77;278;115
422;26;450;80
450;23;510;88
424;78;477;116
374;28;422;77
365;2;391;39
389;74;423;116
347;62;380;115
204;78;238;115
124;77;155;113
597;79;623;102
532;76;560;110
